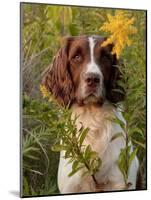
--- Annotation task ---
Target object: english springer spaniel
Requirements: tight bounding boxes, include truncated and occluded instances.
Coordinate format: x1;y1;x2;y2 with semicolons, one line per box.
42;36;139;193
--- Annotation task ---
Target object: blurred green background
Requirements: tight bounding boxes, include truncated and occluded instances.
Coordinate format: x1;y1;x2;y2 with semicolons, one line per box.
21;3;146;197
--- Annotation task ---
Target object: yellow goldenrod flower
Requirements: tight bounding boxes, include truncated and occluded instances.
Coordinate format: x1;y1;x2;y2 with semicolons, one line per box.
40;84;50;98
100;10;137;58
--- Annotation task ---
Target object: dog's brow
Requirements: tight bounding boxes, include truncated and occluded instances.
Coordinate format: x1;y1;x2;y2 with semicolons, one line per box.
72;46;83;56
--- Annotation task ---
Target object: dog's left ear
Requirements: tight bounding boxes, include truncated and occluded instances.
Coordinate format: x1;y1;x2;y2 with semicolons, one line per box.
106;45;126;104
41;40;75;106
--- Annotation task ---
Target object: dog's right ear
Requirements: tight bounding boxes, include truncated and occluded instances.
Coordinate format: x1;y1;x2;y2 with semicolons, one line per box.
103;40;126;104
41;39;75;106
106;54;126;104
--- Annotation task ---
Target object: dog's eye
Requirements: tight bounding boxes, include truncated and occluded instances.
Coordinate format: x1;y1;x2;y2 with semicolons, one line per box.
101;49;111;60
102;53;110;59
72;54;82;62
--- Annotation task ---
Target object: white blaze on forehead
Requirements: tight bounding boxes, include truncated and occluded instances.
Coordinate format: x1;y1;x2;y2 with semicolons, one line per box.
86;37;102;75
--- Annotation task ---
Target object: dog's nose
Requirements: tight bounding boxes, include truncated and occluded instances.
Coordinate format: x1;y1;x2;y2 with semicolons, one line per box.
85;73;100;86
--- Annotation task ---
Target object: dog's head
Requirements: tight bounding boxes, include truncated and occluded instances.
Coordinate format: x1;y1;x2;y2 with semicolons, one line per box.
42;36;125;106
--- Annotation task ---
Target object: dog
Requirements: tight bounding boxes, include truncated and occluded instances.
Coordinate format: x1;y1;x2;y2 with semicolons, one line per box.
42;35;139;193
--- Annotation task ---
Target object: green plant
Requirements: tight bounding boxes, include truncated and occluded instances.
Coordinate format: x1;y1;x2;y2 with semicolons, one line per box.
22;94;60;196
112;56;146;187
51;108;101;185
99;10;146;187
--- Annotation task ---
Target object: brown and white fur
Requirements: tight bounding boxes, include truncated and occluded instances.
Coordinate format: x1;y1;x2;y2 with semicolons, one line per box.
42;36;139;193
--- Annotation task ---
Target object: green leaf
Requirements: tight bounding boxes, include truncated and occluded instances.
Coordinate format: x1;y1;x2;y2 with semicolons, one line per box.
24;154;39;160
67;157;74;164
28;169;43;175
90;157;101;172
132;139;145;149
68;166;83;177
112;117;126;130
23;147;39;155
72;160;79;171
129;127;144;138
89;151;98;159
128;148;138;168
69;23;79;36
84;145;92;159
79;128;89;146
23;177;30;195
116;149;127;182
51;144;67;152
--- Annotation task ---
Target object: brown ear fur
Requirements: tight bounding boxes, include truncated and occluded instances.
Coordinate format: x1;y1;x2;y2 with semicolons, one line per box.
41;46;75;106
106;54;125;104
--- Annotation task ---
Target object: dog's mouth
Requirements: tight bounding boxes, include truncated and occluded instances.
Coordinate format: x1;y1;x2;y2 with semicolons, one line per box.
77;94;104;106
75;83;105;106
84;94;97;102
86;87;97;94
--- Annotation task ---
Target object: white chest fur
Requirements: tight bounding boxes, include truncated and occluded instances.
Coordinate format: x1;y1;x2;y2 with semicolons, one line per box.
71;103;124;156
57;103;139;193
